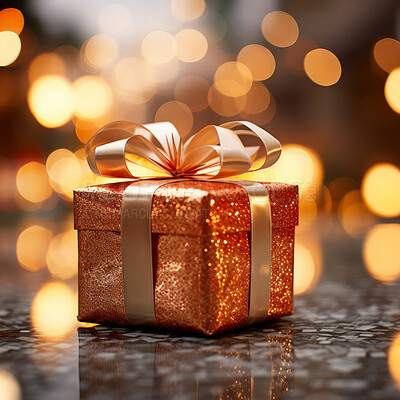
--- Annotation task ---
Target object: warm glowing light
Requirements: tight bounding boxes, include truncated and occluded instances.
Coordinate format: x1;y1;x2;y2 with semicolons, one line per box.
0;369;21;400
304;48;342;86
75;119;100;144
208;84;247;116
28;75;74;128
388;333;400;389
237;44;275;81
170;0;206;22
262;11;299;48
46;149;82;200
363;224;400;283
16;225;53;272
0;31;21;67
214;61;253;97
73;76;112;120
384;68;400;113
361;163;400;218
141;31;176;64
112;57;157;103
339;190;375;237
31;282;77;341
373;38;400;73
0;8;24;35
238;144;323;228
155;101;193;136
175;29;208;63
83;34;119;69
294;244;316;294
267;145;323;190
243;82;270;114
294;238;322;295
47;230;78;279
174;75;209;112
28;52;66;82
16;162;52;203
98;4;131;35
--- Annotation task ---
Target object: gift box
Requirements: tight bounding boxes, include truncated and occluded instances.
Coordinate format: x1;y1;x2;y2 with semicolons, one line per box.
74;179;298;335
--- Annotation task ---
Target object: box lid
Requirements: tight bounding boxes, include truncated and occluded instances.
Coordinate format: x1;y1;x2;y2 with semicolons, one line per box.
74;180;298;236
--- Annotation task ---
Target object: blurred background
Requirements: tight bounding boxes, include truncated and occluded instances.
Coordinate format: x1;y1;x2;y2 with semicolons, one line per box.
0;0;400;394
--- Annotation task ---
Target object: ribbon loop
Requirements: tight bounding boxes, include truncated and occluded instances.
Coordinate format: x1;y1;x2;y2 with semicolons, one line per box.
86;120;281;179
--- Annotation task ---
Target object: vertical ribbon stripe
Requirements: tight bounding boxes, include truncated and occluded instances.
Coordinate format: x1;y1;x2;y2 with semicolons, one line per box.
121;179;271;327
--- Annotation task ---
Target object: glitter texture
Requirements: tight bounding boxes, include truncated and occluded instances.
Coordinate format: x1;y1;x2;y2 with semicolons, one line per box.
74;180;298;335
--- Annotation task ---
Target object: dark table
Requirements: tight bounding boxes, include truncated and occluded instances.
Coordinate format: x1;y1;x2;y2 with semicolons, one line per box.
0;222;399;399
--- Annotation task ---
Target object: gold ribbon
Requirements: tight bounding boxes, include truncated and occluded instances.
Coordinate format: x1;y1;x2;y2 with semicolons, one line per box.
86;121;281;328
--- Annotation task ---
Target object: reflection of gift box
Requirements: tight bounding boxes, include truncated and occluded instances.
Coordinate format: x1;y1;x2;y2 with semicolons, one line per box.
74;180;298;335
78;327;293;399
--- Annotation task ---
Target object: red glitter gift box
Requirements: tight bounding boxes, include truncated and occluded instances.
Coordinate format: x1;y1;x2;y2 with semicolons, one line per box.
74;180;298;335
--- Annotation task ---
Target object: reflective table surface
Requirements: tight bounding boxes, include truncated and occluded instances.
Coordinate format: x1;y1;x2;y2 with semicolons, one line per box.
0;224;399;400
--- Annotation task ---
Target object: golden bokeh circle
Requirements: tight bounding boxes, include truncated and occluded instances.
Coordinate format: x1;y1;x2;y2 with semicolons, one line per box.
361;163;400;217
262;11;299;48
155;101;193;136
237;44;275;81
214;61;253;97
304;48;342;86
385;67;400;113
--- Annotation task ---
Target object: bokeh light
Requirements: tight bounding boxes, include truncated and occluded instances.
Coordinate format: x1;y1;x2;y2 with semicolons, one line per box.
388;333;400;389
361;163;400;218
75;119;100;144
112;57;157;104
208;84;247;116
46;230;78;279
261;11;299;48
141;31;176;64
339;190;375;237
373;38;400;73
28;52;66;82
170;0;206;22
304;48;342;86
28;75;74;128
0;8;24;35
82;33;119;69
72;75;112;120
0;31;21;67
237;44;275;81
31;282;77;341
16;162;53;203
266;144;323;190
363;224;400;283
175;29;208;63
174;75;209;112
155;101;193;136
98;4;131;35
384;67;400;113
46;149;82;200
242;82;270;114
214;61;253;97
294;237;322;295
239;144;323;228
0;369;21;400
16;225;53;272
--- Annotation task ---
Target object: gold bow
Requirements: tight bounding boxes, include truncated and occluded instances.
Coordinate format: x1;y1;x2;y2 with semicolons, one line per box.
86;120;281;179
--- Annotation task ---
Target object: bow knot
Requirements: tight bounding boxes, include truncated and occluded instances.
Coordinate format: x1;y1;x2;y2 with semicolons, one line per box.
86;120;281;179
